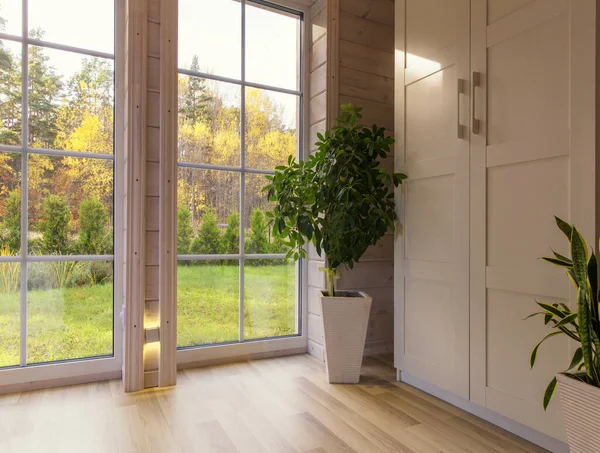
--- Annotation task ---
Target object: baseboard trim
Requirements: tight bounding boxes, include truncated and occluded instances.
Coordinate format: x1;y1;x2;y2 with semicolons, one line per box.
399;371;569;453
0;370;122;396
177;347;307;370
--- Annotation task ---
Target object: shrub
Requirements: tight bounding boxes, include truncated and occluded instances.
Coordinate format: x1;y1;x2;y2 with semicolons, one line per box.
71;261;113;286
0;246;19;293
47;260;85;288
177;206;193;255
27;262;52;291
39;195;70;254
78;198;110;255
220;212;239;264
191;210;221;264
4;190;21;254
246;208;269;265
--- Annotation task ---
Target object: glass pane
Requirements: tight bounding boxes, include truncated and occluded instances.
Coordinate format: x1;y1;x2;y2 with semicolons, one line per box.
0;39;21;146
0;152;21;255
178;0;241;79
178;75;240;166
0;1;22;37
246;2;300;90
0;262;20;367
244;173;287;255
177;261;239;347
177;168;239;255
244;261;296;340
27;260;113;364
28;0;114;54
245;87;298;169
28;46;114;154
28;155;113;256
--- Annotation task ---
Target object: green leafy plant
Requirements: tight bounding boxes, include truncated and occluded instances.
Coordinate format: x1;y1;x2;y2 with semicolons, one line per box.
265;104;407;296
527;217;600;410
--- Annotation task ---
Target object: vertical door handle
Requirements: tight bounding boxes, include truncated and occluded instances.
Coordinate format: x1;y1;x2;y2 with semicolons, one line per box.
472;71;480;135
457;78;464;139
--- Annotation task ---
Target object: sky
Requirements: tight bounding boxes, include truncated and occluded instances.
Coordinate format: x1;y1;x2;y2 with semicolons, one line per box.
0;0;300;127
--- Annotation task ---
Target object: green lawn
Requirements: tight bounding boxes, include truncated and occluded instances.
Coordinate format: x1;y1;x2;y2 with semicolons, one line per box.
0;263;296;368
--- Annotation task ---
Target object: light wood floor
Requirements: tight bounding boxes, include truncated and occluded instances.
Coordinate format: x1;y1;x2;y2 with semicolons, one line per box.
0;354;548;453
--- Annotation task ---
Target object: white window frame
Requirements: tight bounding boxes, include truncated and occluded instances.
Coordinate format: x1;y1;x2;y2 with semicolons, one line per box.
176;0;310;367
0;0;125;390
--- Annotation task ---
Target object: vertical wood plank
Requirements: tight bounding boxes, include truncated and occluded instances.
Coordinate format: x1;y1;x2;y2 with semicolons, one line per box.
124;0;148;393
158;0;178;387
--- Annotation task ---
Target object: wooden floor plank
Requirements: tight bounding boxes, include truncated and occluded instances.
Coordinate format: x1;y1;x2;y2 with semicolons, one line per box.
0;354;549;453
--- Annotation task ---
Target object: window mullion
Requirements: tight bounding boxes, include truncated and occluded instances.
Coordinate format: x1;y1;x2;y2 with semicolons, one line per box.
19;0;29;368
239;0;247;344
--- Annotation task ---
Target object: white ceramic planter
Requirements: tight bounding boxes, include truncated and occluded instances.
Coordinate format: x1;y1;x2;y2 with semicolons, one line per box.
320;290;372;384
557;373;600;453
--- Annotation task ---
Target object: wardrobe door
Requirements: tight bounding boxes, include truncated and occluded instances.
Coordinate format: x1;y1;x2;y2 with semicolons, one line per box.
470;0;597;439
395;0;470;398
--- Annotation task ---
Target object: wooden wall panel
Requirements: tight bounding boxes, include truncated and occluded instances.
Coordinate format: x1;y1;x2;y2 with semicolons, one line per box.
307;0;329;361
305;0;395;359
143;1;161;385
335;0;395;355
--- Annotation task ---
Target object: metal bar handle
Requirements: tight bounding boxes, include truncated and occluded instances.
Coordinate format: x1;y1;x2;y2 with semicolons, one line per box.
457;78;464;139
472;71;480;135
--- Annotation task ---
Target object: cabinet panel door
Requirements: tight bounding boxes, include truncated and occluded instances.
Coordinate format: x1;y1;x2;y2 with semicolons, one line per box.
395;0;470;398
470;0;597;439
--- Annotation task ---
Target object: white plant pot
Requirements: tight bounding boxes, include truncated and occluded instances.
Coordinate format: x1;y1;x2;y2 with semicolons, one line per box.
320;290;372;384
557;373;600;452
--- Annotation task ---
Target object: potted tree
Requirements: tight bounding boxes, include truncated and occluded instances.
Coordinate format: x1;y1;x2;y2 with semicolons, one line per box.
528;217;600;452
265;104;407;383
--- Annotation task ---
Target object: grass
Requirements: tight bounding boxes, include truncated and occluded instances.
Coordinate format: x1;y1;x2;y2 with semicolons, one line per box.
0;263;296;367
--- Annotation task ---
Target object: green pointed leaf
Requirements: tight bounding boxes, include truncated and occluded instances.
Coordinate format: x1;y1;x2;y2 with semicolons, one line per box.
543;377;557;411
537;302;567;319
571;226;589;288
551;248;572;263
555;216;573;240
530;331;562;368
541;256;573;268
523;312;544;320
555;312;578;328
567;348;583;371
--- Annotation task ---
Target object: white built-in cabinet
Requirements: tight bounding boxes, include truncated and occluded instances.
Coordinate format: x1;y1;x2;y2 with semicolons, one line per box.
394;0;598;445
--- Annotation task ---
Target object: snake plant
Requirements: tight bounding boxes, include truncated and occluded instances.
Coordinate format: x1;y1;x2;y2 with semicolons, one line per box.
528;217;600;410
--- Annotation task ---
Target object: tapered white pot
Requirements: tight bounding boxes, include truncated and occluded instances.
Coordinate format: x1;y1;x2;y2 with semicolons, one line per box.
320;290;372;384
557;373;600;452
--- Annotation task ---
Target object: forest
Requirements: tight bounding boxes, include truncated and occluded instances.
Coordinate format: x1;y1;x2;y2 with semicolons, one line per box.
0;14;297;366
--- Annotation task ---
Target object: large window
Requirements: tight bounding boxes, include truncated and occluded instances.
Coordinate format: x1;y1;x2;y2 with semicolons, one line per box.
177;0;303;347
0;0;115;368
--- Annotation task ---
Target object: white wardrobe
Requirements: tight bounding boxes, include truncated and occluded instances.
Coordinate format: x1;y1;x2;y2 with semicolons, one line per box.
394;0;598;448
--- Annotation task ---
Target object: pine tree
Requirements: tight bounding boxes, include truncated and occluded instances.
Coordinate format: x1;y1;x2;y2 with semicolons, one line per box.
245;208;269;265
0;9;21;145
220;212;239;264
78;198;109;255
177;206;193;255
39;195;70;254
4;190;20;253
28;28;62;148
179;55;212;124
191;210;221;265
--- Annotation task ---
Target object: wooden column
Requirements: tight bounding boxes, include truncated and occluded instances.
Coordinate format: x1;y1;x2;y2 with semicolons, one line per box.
124;0;177;391
158;0;178;388
124;0;148;392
